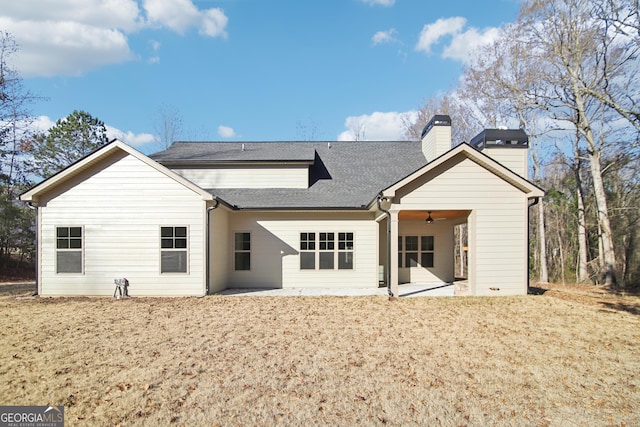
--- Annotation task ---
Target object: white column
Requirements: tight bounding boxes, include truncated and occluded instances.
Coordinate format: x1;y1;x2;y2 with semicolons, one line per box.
389;210;399;298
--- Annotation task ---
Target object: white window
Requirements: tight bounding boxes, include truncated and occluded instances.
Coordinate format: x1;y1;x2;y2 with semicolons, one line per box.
338;232;354;270
234;232;251;271
399;235;434;268
319;232;335;270
56;226;83;274
300;232;316;270
161;226;188;273
300;231;354;270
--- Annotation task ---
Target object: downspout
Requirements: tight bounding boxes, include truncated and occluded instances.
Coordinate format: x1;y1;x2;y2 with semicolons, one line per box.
527;197;540;293
205;198;220;295
377;192;394;298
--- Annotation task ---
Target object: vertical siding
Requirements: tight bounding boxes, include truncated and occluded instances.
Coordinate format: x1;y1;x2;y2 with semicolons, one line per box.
38;152;206;296
173;166;308;189
228;211;378;289
396;157;528;295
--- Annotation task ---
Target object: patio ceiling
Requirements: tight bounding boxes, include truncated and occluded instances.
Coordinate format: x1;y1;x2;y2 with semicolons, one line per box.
398;210;471;221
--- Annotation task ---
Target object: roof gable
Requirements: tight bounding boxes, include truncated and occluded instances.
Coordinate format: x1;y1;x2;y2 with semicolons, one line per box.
381;143;543;199
20;139;213;203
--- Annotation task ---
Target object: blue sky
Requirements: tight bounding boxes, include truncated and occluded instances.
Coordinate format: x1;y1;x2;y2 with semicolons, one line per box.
2;0;522;153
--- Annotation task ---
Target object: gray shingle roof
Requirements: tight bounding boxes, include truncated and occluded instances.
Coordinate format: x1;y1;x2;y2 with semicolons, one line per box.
151;141;316;163
150;141;427;209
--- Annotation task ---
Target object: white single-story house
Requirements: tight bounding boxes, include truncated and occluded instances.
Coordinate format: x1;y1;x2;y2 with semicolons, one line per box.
20;115;543;297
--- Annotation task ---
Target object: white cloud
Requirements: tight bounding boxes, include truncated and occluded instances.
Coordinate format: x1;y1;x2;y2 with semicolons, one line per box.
359;0;395;6
443;27;501;64
338;111;417;141
143;0;228;38
30;116;155;147
148;39;161;63
217;125;236;138
31;115;56;133
415;17;502;64
199;8;229;38
415;17;467;55
106;125;157;147
0;0;228;77
1;0;142;32
372;29;398;45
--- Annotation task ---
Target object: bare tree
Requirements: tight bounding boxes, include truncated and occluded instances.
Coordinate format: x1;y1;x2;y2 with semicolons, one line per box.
295;117;320;141
515;0;634;286
0;32;37;271
403;94;484;144
154;104;183;150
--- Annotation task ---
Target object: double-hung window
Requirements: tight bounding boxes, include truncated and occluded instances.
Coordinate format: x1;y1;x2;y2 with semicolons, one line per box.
161;226;188;273
399;235;434;268
319;232;335;269
421;236;435;268
338;232;354;269
300;232;316;270
56;226;83;274
234;232;251;271
300;231;354;270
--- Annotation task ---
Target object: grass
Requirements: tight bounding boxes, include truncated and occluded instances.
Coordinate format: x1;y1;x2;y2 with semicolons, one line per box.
1;284;639;426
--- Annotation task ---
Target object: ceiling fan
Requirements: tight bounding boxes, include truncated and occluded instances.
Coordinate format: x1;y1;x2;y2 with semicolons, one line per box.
425;211;446;224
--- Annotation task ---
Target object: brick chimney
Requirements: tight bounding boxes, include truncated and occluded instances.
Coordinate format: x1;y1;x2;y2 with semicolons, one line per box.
469;128;529;179
421;115;452;162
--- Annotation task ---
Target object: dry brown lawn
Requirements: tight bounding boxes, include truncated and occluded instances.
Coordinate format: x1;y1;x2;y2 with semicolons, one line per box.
1;283;639;426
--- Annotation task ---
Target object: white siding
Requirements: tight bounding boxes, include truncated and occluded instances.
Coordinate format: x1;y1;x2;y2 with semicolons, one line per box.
173;166;309;189
396;157;528;296
422;125;452;162
482;147;528;179
38;152;207;296
227;211;378;289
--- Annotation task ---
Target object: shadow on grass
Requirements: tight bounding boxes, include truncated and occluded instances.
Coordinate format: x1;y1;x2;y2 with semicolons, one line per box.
599;301;640;316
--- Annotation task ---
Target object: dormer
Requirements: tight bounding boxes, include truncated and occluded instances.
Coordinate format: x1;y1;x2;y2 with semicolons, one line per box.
470;128;529;179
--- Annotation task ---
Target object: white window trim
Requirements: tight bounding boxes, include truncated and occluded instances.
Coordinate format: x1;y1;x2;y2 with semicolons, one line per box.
299;231;355;271
234;231;252;272
55;225;84;275
399;235;434;269
160;225;190;274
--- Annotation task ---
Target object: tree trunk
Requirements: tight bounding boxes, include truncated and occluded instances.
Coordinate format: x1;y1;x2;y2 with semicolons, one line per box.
537;200;549;283
588;150;618;287
530;141;549;283
573;142;589;283
576;183;589;283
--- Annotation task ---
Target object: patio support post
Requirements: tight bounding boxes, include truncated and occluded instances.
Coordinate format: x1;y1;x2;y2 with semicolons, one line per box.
389;210;399;299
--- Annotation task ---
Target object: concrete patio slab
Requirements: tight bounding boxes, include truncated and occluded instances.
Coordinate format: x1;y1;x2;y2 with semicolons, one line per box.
216;283;455;297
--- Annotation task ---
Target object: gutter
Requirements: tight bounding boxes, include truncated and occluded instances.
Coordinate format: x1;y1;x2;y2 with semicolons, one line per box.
377;192;394;298
205;198;220;295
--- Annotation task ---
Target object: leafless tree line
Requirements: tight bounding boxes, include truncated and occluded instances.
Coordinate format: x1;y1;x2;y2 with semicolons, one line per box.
405;0;640;288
